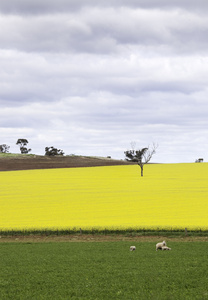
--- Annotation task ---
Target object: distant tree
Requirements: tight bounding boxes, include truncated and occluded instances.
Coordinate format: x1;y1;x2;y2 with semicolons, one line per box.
16;139;31;154
45;146;64;156
0;144;10;153
124;143;157;177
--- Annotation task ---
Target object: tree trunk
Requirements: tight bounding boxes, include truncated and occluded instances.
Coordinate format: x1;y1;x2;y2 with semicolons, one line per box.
138;163;144;177
141;165;143;177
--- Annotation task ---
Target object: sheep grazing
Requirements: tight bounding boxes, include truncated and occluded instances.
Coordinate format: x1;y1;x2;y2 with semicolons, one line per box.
156;241;166;251
130;246;136;251
162;246;171;251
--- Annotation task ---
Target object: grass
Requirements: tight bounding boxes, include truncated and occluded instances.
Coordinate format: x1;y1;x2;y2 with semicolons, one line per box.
0;153;36;158
0;228;208;238
0;241;208;299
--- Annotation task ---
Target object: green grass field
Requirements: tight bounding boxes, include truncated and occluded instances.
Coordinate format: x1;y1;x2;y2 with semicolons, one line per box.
0;241;208;299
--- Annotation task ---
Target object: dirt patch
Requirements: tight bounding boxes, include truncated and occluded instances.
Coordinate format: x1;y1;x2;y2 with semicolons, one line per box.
0;155;134;171
0;234;207;243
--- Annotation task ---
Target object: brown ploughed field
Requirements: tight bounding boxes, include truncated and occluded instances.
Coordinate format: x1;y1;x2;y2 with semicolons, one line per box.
0;154;134;172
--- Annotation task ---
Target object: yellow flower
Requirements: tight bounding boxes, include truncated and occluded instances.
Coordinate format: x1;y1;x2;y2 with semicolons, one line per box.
0;163;207;231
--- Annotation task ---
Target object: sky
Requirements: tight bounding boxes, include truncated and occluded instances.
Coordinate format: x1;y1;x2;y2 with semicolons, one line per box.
1;0;208;163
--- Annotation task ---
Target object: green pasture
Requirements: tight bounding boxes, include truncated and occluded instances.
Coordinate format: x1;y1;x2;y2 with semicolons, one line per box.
0;241;208;299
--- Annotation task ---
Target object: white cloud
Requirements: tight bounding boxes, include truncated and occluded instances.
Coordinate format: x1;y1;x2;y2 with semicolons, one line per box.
1;7;208;55
1;0;208;15
1;1;208;162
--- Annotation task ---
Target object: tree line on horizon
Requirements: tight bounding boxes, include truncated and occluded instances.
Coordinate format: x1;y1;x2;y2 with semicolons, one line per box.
0;139;64;156
1;139;159;177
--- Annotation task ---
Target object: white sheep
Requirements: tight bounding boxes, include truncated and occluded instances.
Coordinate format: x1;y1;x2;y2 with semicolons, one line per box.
156;240;166;251
130;246;136;251
162;246;171;251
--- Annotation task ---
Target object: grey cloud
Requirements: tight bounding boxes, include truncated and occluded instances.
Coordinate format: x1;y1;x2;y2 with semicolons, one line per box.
1;8;208;55
44;94;208;132
0;13;117;54
2;93;208;162
83;8;208;54
1;1;208;162
1;0;208;15
0;48;207;110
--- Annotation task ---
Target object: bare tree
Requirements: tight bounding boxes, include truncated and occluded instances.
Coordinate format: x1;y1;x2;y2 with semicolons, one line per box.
124;143;158;176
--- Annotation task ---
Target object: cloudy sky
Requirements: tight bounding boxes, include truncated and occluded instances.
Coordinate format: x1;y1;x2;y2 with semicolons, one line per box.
1;0;208;163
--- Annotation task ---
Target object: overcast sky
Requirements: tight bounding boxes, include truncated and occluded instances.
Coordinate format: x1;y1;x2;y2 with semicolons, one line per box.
1;0;208;163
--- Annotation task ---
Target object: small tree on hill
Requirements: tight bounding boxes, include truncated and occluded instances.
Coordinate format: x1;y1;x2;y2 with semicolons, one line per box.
45;146;64;156
0;144;10;153
16;139;31;154
124;143;157;177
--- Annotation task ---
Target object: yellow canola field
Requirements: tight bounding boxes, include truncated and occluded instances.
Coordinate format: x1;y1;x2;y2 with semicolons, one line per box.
0;163;208;231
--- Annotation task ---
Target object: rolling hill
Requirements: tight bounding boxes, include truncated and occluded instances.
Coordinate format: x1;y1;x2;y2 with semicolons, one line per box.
0;154;134;171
